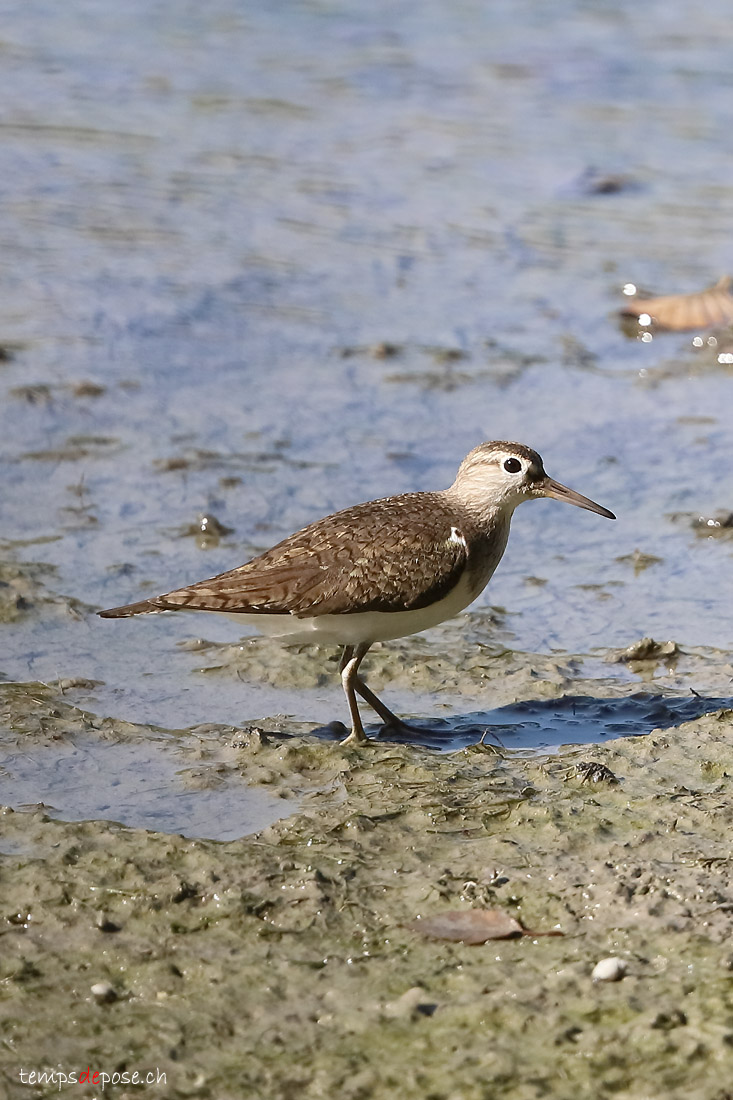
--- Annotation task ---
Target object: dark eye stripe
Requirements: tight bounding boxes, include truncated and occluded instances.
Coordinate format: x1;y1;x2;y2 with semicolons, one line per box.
503;457;522;473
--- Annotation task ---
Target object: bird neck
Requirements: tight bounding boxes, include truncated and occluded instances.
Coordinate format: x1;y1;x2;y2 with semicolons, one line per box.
439;487;515;592
441;485;517;535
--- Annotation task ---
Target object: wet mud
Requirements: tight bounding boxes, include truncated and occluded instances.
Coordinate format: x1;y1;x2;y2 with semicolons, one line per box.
3;671;733;1098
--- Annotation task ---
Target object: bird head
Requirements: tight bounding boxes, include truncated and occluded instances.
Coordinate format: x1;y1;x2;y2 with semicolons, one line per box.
452;441;615;520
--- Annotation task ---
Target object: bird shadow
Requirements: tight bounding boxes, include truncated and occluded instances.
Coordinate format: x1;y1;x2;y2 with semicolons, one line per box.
314;692;732;753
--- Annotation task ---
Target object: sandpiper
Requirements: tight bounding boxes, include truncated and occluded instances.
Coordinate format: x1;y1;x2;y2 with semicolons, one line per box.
99;441;614;744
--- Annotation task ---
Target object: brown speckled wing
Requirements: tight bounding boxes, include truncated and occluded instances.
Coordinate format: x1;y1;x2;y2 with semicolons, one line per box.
149;492;470;617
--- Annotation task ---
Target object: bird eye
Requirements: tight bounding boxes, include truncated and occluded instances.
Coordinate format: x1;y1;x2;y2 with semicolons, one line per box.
503;457;522;473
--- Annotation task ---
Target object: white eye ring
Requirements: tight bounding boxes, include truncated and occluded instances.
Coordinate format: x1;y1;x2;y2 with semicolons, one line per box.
503;457;522;474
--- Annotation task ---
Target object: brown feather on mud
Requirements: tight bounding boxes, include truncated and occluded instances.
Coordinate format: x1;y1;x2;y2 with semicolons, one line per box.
620;276;733;331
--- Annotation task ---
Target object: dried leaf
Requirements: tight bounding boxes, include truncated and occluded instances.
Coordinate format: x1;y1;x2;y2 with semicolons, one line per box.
408;907;565;944
621;276;733;331
408;908;565;944
408;909;522;943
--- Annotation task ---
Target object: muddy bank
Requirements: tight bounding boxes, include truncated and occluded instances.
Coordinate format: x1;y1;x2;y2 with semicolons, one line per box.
2;676;733;1099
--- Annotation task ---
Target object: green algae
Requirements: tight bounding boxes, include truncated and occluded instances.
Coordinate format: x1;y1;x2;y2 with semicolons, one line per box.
2;677;733;1098
0;559;94;625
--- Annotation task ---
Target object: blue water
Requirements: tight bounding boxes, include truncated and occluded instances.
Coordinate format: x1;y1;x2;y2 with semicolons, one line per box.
1;0;733;831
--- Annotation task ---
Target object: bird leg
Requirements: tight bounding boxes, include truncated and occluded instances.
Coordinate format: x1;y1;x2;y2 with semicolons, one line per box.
338;643;406;741
354;662;439;740
338;643;372;745
353;677;403;730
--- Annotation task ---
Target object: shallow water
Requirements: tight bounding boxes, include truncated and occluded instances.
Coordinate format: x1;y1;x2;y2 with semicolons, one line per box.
328;691;733;753
2;0;733;828
0;730;293;841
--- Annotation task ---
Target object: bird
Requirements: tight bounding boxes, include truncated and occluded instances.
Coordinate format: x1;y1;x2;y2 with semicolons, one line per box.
99;441;615;744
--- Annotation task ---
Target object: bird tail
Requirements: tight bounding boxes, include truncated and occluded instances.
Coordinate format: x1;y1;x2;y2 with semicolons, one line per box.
97;599;162;619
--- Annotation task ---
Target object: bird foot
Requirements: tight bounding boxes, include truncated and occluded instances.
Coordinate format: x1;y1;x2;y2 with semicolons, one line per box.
339;728;371;747
376;718;434;740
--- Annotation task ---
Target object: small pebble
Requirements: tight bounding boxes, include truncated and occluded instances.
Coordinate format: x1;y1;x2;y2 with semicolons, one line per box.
591;957;627;983
90;981;118;1004
58;677;101;692
383;987;436;1019
72;380;106;398
95;911;121;933
196;513;233;538
370;342;401;359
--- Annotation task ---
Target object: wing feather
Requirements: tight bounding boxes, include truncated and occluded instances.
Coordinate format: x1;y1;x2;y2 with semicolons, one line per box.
100;493;472;619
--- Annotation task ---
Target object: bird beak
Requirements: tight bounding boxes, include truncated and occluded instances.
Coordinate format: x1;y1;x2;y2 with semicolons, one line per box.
540;477;616;519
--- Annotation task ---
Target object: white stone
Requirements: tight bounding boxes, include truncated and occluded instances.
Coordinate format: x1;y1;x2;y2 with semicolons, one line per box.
90;981;117;1003
592;956;627;982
